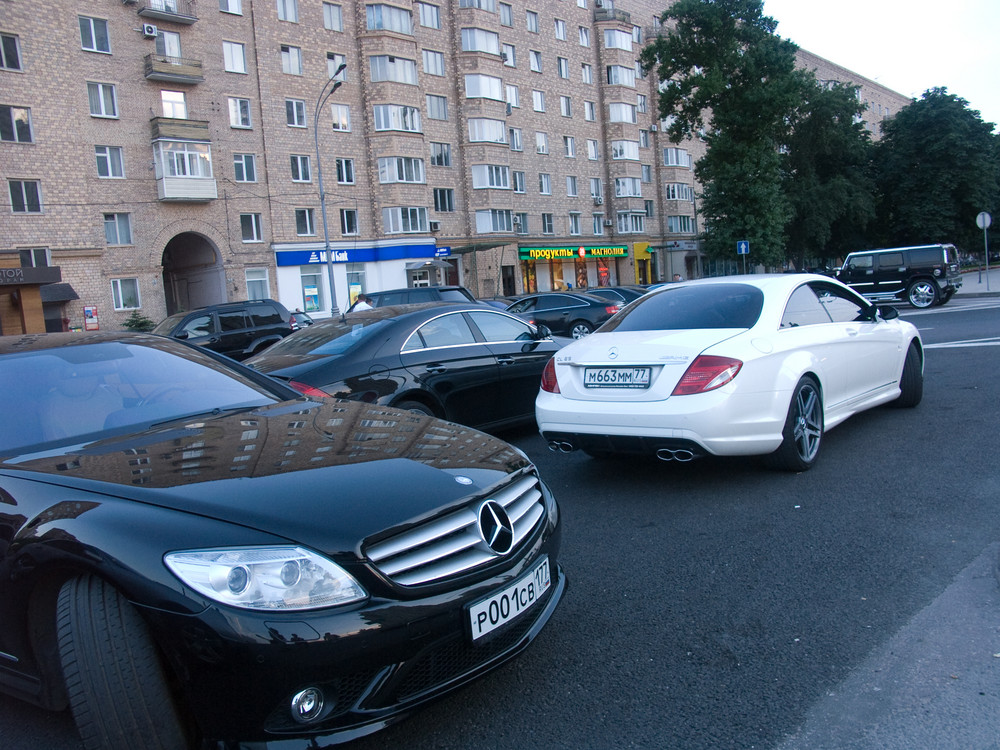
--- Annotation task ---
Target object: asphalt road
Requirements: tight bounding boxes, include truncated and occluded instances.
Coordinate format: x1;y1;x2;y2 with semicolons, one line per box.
4;298;999;749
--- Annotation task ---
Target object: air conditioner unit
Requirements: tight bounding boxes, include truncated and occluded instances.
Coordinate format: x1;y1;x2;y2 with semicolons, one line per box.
593;196;604;205
650;124;658;132
428;221;441;232
603;219;614;227
142;23;158;38
512;216;521;225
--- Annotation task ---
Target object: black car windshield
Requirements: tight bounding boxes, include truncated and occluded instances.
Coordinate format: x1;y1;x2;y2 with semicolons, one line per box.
0;341;284;453
601;283;764;332
255;317;394;358
151;312;188;335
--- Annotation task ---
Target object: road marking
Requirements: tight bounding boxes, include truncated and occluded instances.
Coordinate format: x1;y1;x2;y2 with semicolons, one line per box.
925;336;1000;349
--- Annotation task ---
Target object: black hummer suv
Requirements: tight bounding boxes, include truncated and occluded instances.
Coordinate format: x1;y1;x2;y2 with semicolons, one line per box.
836;243;962;308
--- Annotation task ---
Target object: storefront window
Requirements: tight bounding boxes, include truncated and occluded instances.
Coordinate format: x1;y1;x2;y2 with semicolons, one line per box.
300;270;322;312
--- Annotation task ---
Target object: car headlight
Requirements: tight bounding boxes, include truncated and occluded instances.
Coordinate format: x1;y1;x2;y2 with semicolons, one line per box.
164;546;367;611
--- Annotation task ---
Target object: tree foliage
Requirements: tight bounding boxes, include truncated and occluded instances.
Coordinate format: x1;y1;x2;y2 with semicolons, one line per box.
872;88;999;253
641;0;808;268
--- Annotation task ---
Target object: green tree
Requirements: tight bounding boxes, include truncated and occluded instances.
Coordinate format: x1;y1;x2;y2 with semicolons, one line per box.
641;0;807;268
872;87;999;253
782;79;875;271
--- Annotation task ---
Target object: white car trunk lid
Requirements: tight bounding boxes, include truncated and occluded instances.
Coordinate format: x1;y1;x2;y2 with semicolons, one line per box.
553;329;743;401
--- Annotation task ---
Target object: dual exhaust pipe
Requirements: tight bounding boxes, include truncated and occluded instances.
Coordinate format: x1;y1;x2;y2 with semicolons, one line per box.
547;440;698;462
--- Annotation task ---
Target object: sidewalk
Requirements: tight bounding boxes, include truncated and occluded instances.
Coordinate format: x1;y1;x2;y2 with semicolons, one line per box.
956;267;1000;296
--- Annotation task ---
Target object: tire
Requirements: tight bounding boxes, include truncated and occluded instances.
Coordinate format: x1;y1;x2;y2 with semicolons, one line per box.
57;576;191;750
766;376;824;472
893;343;923;408
393;399;436;417
569;321;593;339
906;279;939;308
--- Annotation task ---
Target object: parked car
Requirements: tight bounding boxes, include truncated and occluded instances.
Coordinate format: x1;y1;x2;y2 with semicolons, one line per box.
0;331;564;749
247;303;561;432
836;243;962;308
346;285;478;312
536;274;923;471
151;298;294;360
505;292;621;339
583;286;648;304
291;310;314;328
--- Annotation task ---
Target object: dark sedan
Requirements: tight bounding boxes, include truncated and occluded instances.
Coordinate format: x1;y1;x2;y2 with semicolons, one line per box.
247;303;561;432
0;332;564;749
505;292;621;339
582;286;648;304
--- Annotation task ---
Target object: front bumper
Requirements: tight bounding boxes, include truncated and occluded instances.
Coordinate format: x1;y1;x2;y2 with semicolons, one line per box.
142;523;563;746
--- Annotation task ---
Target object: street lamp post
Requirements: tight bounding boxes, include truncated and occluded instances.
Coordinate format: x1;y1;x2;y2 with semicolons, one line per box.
314;63;346;317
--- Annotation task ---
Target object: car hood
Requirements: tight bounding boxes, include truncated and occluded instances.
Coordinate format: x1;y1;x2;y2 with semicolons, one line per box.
0;400;529;554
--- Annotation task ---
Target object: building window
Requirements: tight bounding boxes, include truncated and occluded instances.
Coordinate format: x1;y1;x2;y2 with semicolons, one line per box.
223;41;246;73
557;57;569;79
645;200;655;217
663;147;691;167
87;82;117;118
526;10;538;33
512;170;525;193
240;213;263;242
19;248;50;268
560;96;572;117
637;94;647;113
584;101;596;121
95;146;124;178
330;104;351;131
161;90;187;119
554;19;567;40
246;268;269;299
336;158;354;184
508;127;522;151
469;118;507;143
340;208;358;235
1;34;22;71
323;2;343;30
462;28;500;54
366;4;413;34
604;29;633;51
277;0;298;23
378;157;425;184
563;135;575;157
590;177;602;198
515;213;528;234
370;55;418;84
539;173;551;195
426;95;448;120
607;65;636;87
667;215;695;233
104;213;132;245
281;45;303;75
502;43;516;67
609;102;637;124
220;0;243;14
529;50;542;73
471;164;510;189
613;140;640;160
286;99;307;127
541;213;553;234
373;104;421;132
592;214;603;235
465;74;503;100
79;17;110;53
532;90;545;112
569;213;581;235
327;53;347;80
228;97;252;128
430;142;451;166
434;188;455;212
295;208;316;236
535;132;549;154
290;154;311;182
588;139;599;160
581;63;593;84
499;2;513;26
0;106;32;143
615;177;642;197
474;209;513;234
566;175;578;197
154;141;213;178
383;206;428;234
111;278;140;310
423;49;445;76
506;85;520;108
579;27;590;47
639;129;650;148
8;179;41;213
234;153;257;182
641;164;653;183
418;3;441;28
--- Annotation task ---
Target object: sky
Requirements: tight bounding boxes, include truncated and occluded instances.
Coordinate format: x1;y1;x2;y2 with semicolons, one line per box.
762;0;1000;132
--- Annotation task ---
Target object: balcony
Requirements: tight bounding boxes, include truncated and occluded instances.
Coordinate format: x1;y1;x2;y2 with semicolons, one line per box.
136;0;197;24
144;54;204;84
150;118;217;202
595;7;632;24
150;116;209;141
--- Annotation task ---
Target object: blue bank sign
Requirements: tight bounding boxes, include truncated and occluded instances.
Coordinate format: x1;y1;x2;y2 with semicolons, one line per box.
275;242;450;267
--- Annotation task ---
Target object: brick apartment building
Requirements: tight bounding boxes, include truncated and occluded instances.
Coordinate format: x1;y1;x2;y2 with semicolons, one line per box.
0;0;911;334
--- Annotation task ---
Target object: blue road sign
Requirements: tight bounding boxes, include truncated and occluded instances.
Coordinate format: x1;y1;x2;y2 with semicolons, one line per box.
737;240;750;255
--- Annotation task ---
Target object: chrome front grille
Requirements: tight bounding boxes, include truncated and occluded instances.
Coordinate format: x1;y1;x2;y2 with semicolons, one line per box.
365;473;546;586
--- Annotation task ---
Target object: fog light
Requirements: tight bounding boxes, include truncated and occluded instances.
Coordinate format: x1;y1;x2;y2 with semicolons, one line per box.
291;687;324;723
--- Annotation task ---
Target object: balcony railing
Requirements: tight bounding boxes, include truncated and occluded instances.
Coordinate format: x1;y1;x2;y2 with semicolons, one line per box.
595;8;632;24
150;116;209;141
144;54;204;84
137;0;197;24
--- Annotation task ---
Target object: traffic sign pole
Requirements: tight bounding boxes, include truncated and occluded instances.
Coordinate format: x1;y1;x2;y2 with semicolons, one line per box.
976;212;991;291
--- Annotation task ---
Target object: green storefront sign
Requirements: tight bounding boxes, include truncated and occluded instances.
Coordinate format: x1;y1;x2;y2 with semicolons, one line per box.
518;245;629;261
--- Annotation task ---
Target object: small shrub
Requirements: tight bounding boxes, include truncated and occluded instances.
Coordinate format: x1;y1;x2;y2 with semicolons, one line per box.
122;310;156;332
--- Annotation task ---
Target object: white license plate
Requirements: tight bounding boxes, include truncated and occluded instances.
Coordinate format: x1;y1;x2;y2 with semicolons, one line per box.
468;557;551;642
584;367;651;388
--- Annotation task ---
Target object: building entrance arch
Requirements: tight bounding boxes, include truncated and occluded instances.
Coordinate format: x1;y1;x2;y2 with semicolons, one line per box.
161;232;226;315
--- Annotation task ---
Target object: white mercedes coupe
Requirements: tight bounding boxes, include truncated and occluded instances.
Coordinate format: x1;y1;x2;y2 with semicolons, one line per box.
535;274;923;471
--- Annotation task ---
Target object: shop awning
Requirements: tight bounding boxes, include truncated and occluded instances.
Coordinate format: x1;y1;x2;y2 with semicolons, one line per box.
40;283;80;303
405;259;454;270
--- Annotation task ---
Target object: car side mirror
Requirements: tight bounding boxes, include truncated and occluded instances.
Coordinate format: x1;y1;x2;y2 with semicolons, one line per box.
877;305;899;320
175;331;189;340
534;324;552;339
